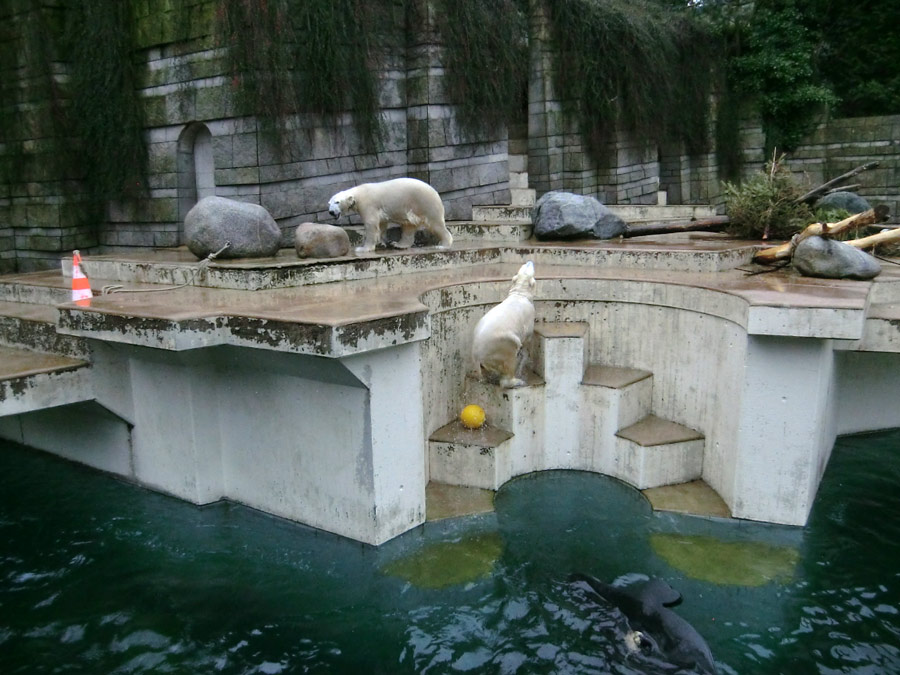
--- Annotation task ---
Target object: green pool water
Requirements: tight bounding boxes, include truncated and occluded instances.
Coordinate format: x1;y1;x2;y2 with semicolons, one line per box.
1;429;898;674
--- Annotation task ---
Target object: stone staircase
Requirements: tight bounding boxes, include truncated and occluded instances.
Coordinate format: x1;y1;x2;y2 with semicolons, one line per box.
0;273;94;417
428;321;705;493
463;152;719;242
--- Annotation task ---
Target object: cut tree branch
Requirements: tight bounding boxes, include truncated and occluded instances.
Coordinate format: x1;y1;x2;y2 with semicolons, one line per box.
843;227;900;251
753;205;890;264
795;161;879;204
624;216;729;238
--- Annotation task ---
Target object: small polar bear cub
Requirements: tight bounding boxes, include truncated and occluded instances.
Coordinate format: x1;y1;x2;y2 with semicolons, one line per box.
327;177;453;254
471;261;536;388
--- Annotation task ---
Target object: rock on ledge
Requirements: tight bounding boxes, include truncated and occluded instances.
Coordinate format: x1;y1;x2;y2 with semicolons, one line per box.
295;222;350;258
185;196;281;259
532;191;626;240
793;235;881;280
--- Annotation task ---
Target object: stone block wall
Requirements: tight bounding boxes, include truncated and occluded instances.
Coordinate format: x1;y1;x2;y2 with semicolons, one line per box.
787;115;900;223
0;0;511;270
2;1;899;272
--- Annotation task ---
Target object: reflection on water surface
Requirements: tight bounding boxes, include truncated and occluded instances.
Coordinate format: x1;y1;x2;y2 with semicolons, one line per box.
1;429;898;673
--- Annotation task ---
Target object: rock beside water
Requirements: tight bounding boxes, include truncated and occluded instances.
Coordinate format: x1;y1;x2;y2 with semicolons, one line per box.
184;196;282;259
532;191;626;240
793;235;881;280
294;222;350;258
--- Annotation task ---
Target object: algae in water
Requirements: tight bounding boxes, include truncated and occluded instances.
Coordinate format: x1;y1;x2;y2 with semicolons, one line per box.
382;532;503;589
650;533;799;587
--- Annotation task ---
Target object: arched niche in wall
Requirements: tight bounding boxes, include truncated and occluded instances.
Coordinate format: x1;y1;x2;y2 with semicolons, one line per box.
177;122;215;244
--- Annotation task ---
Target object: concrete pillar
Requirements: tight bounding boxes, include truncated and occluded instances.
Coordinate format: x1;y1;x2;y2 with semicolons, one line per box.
344;343;427;543
732;336;838;525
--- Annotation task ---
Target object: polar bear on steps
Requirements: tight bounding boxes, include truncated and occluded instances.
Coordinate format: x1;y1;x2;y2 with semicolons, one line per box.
471;261;536;388
327;177;453;254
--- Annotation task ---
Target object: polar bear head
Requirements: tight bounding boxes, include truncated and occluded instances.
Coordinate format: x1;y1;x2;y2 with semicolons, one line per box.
509;260;536;298
327;189;356;219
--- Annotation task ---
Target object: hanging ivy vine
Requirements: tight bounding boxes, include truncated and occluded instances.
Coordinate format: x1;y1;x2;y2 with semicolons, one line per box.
0;0;148;224
216;0;393;150
543;0;717;164
434;0;529;139
64;0;148;205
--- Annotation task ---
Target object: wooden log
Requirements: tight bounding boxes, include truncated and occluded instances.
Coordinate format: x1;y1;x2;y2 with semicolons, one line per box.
753;205;889;263
794;161;879;204
826;183;860;195
843;227;900;251
623;216;729;238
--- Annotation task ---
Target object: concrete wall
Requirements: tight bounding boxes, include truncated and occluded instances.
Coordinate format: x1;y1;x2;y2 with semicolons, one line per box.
0;341;428;545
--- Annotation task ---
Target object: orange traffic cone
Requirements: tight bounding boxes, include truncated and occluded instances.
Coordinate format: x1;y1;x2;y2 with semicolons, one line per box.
71;250;92;307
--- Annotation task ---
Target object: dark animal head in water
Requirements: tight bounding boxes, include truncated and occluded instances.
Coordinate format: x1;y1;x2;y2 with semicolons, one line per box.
568;572;718;674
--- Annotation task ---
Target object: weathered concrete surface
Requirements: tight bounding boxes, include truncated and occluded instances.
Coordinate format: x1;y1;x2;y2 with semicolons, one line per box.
0;345;92;416
2;234;900;542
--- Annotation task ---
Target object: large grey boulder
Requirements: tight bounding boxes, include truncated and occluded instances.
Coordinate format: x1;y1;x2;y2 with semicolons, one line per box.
532;191;626;240
814;191;871;214
295;222;350;258
184;196;281;259
793;235;881;280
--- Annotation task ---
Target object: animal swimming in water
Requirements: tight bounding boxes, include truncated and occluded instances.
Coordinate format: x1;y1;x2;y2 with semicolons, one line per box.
569;573;718;674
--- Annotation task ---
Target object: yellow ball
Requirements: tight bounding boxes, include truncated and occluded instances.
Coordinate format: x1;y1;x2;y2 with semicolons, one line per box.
460;404;486;430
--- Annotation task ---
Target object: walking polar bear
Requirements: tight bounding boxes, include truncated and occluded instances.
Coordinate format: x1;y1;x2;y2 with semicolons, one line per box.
471;261;536;388
327;177;453;254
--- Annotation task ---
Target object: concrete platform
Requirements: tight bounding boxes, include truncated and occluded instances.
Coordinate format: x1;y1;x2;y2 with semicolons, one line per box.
2;230;900;543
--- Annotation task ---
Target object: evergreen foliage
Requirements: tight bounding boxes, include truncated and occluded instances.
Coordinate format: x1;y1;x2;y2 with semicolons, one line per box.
727;0;836;154
809;0;900;117
723;155;813;240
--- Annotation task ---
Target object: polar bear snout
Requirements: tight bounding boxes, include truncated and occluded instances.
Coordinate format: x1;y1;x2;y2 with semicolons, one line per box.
327;191;354;220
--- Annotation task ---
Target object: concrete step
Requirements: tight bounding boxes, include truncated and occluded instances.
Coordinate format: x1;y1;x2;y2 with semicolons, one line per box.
582;364;653;430
530;322;589;469
642;479;730;518
509;171;529;189
425;481;495;521
449;221;532;242
428;421;514;490
613;414;705;489
581;364;654;476
510;188;536;207
463;369;545;481
0;301;89;358
0;344;93;417
343;221;533;245
472;204;533;223
0;270;73;305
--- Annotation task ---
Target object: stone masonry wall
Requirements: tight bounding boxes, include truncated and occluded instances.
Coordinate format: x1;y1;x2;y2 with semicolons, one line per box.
788;115;900;223
1;2;899;273
0;0;510;271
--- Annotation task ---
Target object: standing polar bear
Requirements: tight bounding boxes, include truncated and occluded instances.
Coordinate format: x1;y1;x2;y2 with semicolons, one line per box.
471;261;536;388
327;177;453;254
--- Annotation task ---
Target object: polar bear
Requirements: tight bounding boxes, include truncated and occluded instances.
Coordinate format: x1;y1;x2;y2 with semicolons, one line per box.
471;261;536;388
327;177;453;254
